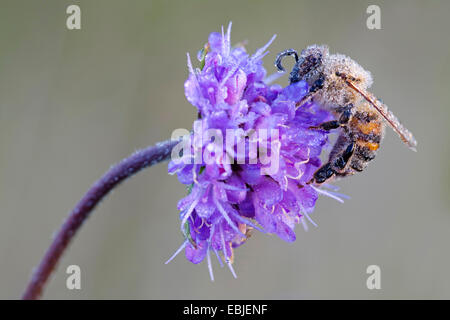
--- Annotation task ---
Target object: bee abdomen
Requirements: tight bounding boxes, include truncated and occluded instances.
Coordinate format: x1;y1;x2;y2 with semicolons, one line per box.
349;142;378;172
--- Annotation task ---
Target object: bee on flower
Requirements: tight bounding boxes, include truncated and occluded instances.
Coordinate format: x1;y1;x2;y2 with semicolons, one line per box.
166;23;342;280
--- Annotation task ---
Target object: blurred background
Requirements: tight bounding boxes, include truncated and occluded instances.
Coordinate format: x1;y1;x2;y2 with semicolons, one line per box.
0;0;449;299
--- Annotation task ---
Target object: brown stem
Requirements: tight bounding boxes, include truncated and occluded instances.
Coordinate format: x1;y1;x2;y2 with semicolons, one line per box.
22;139;179;300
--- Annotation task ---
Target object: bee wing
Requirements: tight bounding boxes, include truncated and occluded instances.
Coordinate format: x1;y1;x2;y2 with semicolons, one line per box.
344;80;417;151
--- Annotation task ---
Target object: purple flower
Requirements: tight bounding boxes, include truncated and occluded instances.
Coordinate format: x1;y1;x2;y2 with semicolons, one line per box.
166;23;345;280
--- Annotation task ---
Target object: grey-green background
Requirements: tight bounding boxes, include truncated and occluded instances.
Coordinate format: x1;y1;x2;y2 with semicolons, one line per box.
0;0;449;299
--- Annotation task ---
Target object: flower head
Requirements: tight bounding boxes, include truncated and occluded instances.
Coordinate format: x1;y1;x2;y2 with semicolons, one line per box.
167;23;341;280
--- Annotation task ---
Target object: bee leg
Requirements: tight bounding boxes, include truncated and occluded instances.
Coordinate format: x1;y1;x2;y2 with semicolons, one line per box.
295;92;313;108
309;142;355;184
331;142;355;172
309;120;341;131
295;73;327;109
308;74;325;93
309;104;353;130
310;163;336;184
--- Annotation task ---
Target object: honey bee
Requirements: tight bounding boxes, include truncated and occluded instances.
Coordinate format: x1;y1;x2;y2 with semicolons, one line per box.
275;45;417;184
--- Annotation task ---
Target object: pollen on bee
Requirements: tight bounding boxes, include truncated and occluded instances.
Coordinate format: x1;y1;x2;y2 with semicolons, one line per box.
357;121;380;135
366;142;379;151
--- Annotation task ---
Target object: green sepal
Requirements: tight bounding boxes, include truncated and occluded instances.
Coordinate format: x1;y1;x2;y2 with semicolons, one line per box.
183;220;197;249
198;43;210;71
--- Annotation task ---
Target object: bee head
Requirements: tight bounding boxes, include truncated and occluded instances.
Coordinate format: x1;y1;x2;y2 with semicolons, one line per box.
292;45;328;84
275;45;329;84
287;45;327;88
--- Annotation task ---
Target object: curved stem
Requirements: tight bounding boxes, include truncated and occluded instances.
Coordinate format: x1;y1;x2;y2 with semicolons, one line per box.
22;139;178;300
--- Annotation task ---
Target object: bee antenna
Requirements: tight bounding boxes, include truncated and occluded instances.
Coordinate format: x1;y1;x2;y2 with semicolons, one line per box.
275;49;298;73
